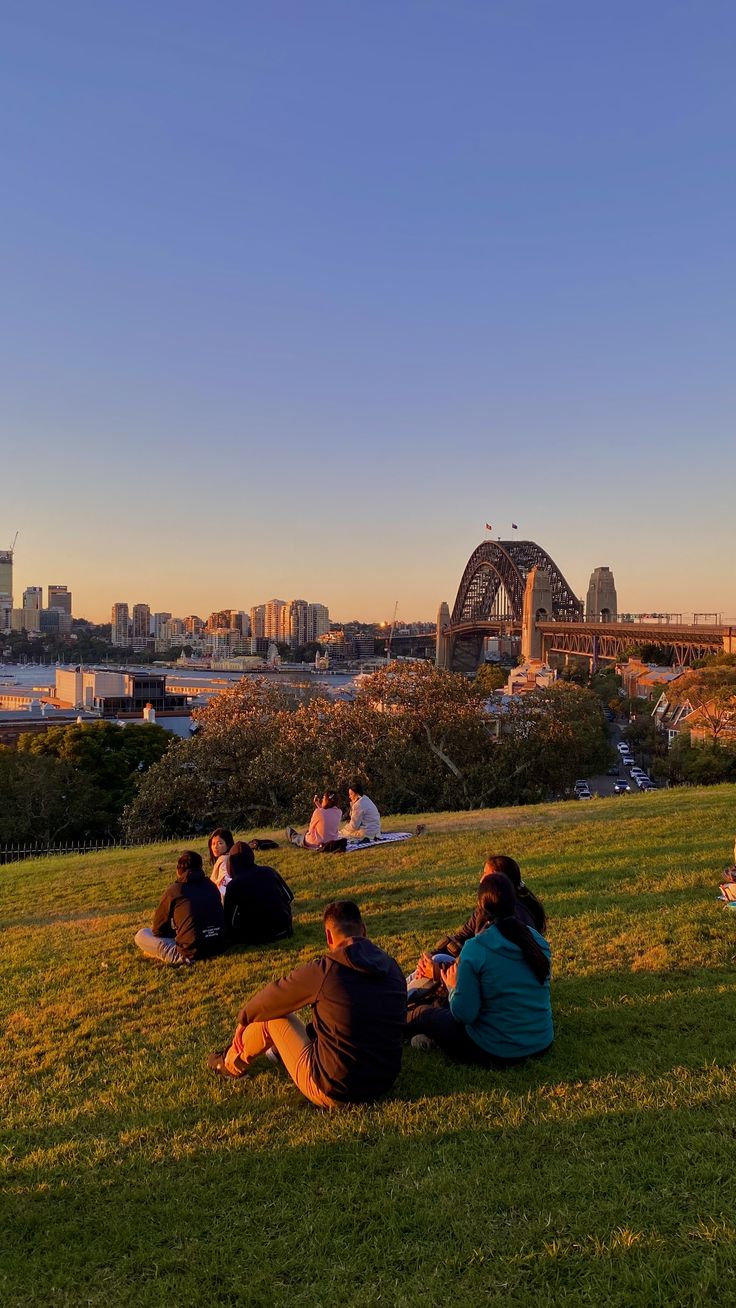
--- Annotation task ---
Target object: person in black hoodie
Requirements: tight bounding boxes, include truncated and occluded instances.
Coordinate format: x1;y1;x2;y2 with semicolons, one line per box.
408;855;546;998
134;850;226;964
208;900;407;1108
223;841;294;945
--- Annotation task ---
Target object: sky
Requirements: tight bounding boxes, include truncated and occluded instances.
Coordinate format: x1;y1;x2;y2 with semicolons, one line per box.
1;1;735;624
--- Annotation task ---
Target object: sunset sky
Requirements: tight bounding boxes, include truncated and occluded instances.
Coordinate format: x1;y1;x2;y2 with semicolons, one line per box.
2;2;735;623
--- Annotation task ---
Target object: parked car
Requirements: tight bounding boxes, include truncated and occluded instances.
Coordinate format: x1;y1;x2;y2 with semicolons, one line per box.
622;755;635;767
606;764;620;776
617;742;629;753
613;780;630;794
574;779;589;791
630;767;645;778
576;789;594;800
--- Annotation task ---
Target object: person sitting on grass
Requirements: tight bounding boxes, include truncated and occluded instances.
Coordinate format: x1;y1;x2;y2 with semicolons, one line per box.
208;827;235;898
135;850;226;965
407;872;553;1066
409;854;546;997
339;781;382;841
223;841;294;945
286;790;342;850
208;899;407;1108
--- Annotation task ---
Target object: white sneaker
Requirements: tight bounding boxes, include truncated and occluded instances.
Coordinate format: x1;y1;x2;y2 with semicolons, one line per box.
265;1047;283;1067
410;1034;437;1052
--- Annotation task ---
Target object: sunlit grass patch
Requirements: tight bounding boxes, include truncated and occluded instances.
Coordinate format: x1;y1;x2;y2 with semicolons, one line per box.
2;785;736;1306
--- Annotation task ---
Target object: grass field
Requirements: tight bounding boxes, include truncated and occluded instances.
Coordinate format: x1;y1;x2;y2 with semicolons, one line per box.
4;785;736;1307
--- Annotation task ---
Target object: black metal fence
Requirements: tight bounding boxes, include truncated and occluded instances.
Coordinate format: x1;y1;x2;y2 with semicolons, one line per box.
0;837;127;865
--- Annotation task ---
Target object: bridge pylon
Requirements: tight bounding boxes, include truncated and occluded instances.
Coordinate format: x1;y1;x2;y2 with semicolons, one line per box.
521;568;553;661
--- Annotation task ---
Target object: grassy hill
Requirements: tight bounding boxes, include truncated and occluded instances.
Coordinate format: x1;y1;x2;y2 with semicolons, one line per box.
3;785;736;1307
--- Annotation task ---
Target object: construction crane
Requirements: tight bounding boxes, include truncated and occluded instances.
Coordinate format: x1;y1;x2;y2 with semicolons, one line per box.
9;531;18;553
386;600;399;663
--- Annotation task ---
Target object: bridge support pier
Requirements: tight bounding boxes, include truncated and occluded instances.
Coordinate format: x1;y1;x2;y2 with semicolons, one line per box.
435;601;451;669
522;568;553;662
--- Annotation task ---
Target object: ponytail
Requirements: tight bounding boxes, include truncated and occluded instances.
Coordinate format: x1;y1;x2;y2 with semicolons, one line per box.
477;873;550;985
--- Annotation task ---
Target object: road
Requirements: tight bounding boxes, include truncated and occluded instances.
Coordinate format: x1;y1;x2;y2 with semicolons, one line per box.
576;720;649;800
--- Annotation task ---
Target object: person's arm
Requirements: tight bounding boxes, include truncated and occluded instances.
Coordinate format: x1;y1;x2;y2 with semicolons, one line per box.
238;959;325;1026
447;952;482;1025
151;888;175;937
433;911;476;958
307;808;322;837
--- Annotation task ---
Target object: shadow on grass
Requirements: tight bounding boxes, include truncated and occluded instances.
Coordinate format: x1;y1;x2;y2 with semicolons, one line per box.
5;1081;736;1307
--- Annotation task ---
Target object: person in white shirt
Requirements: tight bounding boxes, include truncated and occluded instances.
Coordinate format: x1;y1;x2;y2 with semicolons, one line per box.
208;827;235;899
340;782;382;840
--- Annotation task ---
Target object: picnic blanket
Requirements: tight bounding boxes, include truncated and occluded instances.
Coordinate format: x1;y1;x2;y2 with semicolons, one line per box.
345;832;413;853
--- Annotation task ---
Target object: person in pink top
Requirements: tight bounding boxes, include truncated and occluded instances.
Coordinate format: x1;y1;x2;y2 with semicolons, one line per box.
286;791;342;850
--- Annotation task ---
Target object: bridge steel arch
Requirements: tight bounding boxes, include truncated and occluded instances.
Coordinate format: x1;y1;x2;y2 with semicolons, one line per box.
450;540;583;627
444;540;582;673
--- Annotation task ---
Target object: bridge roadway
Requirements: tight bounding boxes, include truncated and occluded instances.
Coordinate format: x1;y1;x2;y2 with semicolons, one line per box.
445;618;735;667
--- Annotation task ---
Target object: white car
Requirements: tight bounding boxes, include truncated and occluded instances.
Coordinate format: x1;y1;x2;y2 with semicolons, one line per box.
622;755;635;767
630;767;645;778
576;789;594;800
617;742;629;753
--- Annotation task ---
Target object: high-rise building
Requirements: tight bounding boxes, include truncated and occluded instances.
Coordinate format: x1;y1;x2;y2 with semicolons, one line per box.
47;585;72;615
111;602;130;647
308;603;330;641
152;611;172;640
250;604;266;639
0;550;12;632
285;599;309;648
184;615;204;635
23;586;43;611
264;599;286;641
131;603;151;648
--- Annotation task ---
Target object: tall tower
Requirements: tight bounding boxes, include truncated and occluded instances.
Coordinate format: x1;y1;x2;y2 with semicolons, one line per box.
586;567;617;621
48;585;72;615
23;586;43;611
132;603;151;647
0;546;14;632
521;568;553;661
111;602;130;647
435;601;451;668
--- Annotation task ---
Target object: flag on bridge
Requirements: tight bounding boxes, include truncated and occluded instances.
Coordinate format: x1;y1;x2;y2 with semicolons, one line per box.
511;522;519;530
485;522;493;531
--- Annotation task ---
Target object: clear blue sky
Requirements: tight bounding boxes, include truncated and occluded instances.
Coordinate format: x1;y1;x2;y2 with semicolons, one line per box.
2;1;734;622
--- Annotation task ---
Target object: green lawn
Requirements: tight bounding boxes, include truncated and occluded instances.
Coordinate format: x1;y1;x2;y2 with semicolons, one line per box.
3;786;736;1307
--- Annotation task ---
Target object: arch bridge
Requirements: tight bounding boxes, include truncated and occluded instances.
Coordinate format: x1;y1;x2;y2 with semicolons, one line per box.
438;540;733;673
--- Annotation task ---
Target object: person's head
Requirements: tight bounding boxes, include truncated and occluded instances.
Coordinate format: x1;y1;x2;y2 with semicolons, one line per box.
228;841;255;877
482;854;521;887
477;871;517;924
482;853;546;934
208;828;234;865
476;872;549;984
347;780;364;802
176;850;205;884
321;790;339;809
322;899;366;948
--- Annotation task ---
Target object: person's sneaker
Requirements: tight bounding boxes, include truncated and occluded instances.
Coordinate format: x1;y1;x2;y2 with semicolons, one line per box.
207;1049;242;1079
415;823;427;837
264;1047;283;1068
285;826;299;844
410;1034;437;1052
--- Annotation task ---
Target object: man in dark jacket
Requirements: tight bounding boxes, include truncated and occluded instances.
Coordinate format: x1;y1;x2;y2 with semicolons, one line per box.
134;850;226;964
208;900;406;1108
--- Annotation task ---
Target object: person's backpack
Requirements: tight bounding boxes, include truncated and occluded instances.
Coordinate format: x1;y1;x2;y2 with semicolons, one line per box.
249;838;280;851
318;838;348;854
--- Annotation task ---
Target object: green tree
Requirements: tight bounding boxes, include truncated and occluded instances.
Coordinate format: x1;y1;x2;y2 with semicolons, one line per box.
474;663;507;694
0;749;99;845
18;721;173;835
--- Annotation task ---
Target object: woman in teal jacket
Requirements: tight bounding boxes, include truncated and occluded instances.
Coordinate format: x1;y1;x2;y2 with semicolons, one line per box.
407;872;553;1066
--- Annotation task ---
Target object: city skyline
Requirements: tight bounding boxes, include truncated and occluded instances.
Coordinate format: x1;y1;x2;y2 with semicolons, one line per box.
4;529;736;628
2;4;735;623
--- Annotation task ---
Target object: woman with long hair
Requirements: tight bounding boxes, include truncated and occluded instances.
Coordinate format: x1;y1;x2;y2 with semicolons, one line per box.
208;828;235;898
286;791;342;850
407;872;553;1066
